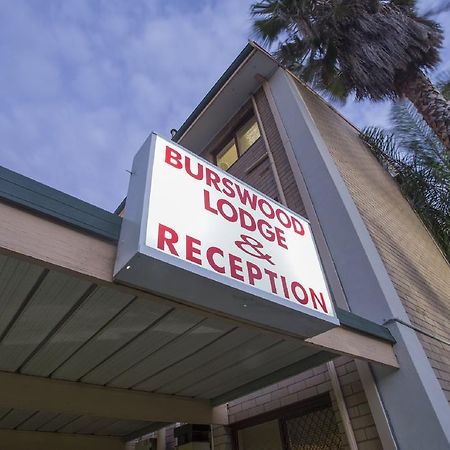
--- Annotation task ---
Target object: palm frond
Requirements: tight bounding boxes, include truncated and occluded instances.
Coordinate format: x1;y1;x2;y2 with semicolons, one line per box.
252;17;288;45
361;105;450;261
390;0;416;7
436;71;450;100
250;0;444;101
391;102;450;170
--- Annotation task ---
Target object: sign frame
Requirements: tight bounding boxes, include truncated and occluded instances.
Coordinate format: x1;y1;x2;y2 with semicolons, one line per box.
114;133;339;338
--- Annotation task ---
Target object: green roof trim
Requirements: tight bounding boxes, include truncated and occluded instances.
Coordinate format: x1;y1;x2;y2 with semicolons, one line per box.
173;43;255;142
337;307;395;343
114;196;127;215
0;165;121;242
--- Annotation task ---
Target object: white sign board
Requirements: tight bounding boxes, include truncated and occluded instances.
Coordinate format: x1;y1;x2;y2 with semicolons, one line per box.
114;133;338;338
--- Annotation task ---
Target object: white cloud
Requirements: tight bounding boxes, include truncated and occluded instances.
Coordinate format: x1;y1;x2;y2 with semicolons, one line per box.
0;0;253;210
0;0;448;211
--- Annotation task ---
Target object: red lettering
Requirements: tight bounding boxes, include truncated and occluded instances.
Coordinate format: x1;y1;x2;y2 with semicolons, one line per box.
164;146;182;169
157;224;179;256
292;216;305;236
222;177;236;198
229;254;244;281
156;223;328;316
185;156;203;180
247;261;262;286
292;282;308;305
239;208;256;232
206;247;225;273
276;208;291;228
217;199;238;223
203;189;218;215
281;275;290;299
275;227;288;249
186;236;202;265
258;219;275;242
205;167;221;192
264;269;278;294
258;198;275;219
309;288;328;313
235;184;257;210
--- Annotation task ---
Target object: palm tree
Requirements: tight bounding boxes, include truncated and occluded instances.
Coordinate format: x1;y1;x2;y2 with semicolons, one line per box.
361;99;450;261
251;0;450;151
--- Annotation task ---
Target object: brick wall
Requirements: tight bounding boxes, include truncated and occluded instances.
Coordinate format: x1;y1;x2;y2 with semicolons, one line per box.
212;425;233;450
165;426;176;450
293;78;450;405
253;89;306;217
214;87;383;450
226;356;382;450
131;69;447;450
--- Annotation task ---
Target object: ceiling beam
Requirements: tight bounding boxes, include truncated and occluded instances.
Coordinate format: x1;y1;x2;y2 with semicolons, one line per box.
0;429;125;450
0;371;228;425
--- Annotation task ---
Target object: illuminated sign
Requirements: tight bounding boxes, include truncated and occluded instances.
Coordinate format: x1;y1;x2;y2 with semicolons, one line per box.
114;133;338;337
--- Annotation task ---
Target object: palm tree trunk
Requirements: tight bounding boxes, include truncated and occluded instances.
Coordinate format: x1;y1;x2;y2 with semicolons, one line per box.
400;71;450;151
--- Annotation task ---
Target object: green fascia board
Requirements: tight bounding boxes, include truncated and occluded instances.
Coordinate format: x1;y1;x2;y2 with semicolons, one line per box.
173;43;255;142
337;307;395;343
0;165;121;242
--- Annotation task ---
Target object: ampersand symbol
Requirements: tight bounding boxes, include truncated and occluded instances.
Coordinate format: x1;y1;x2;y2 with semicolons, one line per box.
235;234;275;265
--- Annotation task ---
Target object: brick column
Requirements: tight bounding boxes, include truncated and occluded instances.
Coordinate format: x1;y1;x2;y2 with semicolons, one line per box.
212;425;233;450
266;66;450;449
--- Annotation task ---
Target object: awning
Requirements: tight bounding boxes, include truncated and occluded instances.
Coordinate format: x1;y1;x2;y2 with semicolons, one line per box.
0;164;397;449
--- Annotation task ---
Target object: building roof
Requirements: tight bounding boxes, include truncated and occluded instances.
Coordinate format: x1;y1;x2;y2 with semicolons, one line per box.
172;43;255;142
0;164;121;242
174;41;279;153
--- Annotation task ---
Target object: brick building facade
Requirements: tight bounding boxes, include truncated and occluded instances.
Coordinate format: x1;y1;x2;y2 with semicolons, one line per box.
0;42;448;450
143;43;450;450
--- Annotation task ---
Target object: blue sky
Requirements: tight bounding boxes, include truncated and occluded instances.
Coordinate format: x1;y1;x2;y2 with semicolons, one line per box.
1;0;449;211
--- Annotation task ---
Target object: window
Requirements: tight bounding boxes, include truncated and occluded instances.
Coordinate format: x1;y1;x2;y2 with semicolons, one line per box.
217;140;238;171
282;407;344;449
232;396;344;450
237;118;261;154
235;408;344;450
216;116;261;170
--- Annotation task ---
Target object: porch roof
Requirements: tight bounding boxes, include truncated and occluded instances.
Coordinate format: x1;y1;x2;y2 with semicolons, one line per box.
0;161;396;448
